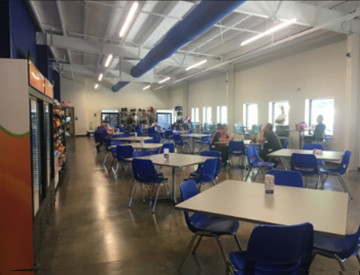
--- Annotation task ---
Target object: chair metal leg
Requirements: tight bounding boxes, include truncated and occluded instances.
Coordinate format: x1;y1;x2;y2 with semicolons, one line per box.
152;184;162;213
103;152;109;165
215;236;228;265
334;254;346;271
356;254;360;264
254;168;261;181
338;175;353;200
233;234;242;251
191;235;203;255
179;234;199;270
244;168;252;182
128;182;139;208
128;179;135;196
212;181;216;186
320;173;329;190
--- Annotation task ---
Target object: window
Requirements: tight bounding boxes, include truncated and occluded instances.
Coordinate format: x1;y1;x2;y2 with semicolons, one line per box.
268;101;289;125
216;105;227;124
202;106;212;124
243;103;258;130
305;98;334;136
191;107;199;123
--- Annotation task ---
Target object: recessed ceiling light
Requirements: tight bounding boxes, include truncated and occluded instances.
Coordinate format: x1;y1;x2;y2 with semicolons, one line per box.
158;77;170;84
143;85;151;90
119;2;139;38
185;59;207;71
104;54;113;67
98;73;103;82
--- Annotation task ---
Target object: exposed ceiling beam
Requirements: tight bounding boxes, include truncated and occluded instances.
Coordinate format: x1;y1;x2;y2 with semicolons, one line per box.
234;1;360;34
56;0;75;80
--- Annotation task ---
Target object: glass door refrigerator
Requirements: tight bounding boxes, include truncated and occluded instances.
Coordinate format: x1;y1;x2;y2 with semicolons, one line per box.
101;109;119;128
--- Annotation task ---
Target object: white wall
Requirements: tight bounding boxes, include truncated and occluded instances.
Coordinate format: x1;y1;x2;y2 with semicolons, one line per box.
187;73;227;124
61;78;170;135
168;86;183;109
234;40;347;151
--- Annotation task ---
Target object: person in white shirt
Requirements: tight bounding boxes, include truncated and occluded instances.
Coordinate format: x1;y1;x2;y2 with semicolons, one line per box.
275;105;286;125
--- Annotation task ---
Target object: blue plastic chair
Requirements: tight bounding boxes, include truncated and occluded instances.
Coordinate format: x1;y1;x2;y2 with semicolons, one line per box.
267;169;304;188
115;145;134;174
284;139;289;149
245;145;275;182
228;141;246;167
160;143;174;154
190;151;221;179
135;125;145;136
174;134;191;153
103;135;117;165
179;180;242;268
147;126;156;137
313;225;360;272
164;130;174;143
320;151;352;199
303;143;325;166
129;159;169;213
186;158;218;189
144;136;161;143
290;153;321;189
228;223;314;274
132;151;153;158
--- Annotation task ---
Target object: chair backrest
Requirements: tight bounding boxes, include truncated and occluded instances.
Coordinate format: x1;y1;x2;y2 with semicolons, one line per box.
247;145;260;165
94;132;105;143
132;151;152;158
337;150;352;175
132;159;158;183
303;143;323;150
267;169;303;188
164;130;174;139
228;141;245;154
341;225;360;259
161;143;174;153
284;139;289;149
110;140;122;158
199;158;217;183
243;223;314;273
200;151;221;176
173;134;183;144
179;180;201;233
290;153;319;176
116;145;134;161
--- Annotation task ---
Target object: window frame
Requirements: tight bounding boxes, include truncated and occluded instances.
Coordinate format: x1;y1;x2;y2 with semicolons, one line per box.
243;103;258;130
305;97;334;137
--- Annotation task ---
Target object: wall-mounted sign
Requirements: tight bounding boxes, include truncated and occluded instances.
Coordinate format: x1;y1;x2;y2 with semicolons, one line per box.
44;78;54;99
29;60;45;93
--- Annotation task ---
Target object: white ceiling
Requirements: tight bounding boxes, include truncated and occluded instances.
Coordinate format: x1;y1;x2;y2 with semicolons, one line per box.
28;1;360;90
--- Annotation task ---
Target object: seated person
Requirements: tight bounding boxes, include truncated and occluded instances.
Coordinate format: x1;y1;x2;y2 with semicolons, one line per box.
210;124;233;165
95;123;111;152
304;115;326;143
258;123;282;163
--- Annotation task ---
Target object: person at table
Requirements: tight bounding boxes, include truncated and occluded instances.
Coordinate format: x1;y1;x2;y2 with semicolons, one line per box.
210;124;233;165
258;123;282;163
275;105;286;125
304;114;326;143
95;123;111;152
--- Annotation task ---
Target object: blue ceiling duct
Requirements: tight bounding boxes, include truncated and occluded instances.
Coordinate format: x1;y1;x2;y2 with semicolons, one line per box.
130;0;246;78
112;81;130;92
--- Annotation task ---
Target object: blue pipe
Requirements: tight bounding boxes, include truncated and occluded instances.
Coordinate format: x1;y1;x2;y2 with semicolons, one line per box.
112;81;130;92
130;0;246;78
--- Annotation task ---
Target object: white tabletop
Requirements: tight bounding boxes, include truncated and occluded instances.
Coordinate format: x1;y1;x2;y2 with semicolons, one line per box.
109;143;162;150
181;133;211;138
137;153;214;167
215;139;261;146
112;136;153;142
176;180;348;236
267;149;344;162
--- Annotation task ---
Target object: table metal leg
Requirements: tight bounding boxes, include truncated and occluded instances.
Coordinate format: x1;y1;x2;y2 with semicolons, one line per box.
280;157;289;170
172;167;177;203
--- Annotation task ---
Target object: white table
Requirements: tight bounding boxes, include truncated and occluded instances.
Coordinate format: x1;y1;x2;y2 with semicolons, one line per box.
109;143;162;151
268;149;344;170
138;153;215;202
112;136;153;142
176;180;348;236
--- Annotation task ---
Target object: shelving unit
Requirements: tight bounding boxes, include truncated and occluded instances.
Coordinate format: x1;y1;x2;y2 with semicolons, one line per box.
53;100;66;186
174;106;183;124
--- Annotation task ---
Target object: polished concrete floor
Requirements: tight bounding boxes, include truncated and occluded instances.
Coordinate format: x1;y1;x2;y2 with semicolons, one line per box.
37;137;360;274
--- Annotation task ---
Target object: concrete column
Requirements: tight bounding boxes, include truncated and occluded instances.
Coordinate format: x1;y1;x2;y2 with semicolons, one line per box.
226;64;236;133
344;34;360;170
182;81;189;117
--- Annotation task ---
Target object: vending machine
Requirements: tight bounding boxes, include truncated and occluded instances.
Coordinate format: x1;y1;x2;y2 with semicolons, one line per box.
0;59;55;274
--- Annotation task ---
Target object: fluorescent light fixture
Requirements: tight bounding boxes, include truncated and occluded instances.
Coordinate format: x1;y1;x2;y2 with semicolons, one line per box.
143;85;151;90
94;83;99;89
104;54;113;67
119;2;139;38
185;59;207;71
241;18;297;46
98;73;103;82
158;76;170;84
